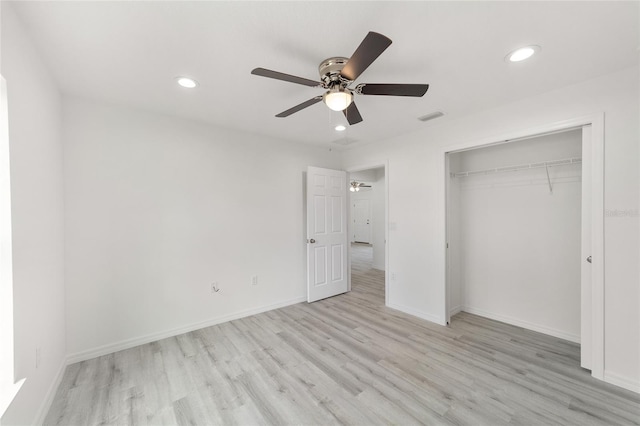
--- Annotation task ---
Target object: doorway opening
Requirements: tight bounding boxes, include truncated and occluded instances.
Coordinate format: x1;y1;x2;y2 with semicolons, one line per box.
348;165;388;305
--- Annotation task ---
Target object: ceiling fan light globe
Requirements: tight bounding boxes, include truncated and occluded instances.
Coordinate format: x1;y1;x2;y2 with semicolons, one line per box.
323;89;353;112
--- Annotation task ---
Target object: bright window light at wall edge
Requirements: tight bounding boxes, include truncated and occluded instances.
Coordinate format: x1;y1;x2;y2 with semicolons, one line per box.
176;77;198;88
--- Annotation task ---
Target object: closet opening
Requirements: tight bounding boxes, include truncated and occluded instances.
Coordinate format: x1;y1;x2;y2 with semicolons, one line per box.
445;124;599;373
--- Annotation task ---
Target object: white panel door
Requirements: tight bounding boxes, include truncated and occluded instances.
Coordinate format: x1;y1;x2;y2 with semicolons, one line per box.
581;125;592;369
307;166;348;303
353;199;371;243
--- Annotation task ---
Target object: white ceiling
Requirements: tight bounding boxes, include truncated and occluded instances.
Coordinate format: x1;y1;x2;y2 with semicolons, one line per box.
8;1;639;148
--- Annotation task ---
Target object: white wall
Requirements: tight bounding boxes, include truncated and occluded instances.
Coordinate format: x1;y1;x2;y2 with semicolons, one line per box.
450;130;582;342
350;168;385;270
63;97;340;359
341;66;640;392
0;4;67;425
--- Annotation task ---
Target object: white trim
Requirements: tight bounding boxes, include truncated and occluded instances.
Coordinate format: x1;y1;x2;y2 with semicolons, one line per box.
462;306;580;344
33;359;66;426
449;305;462;317
441;113;605;381
437;143;449;326
66;296;306;364
384;162;389;306
443;116;593;154
444;153;452;325
388;302;447;326
603;371;640;394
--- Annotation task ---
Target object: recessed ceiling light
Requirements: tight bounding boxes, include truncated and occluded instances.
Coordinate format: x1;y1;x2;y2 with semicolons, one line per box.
506;45;541;63
176;77;198;88
335;124;346;132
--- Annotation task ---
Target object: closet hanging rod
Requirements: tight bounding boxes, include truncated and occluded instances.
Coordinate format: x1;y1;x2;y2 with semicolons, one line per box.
452;156;582;178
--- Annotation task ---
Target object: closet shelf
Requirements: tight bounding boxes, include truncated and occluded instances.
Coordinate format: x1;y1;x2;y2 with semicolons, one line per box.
452;157;582;178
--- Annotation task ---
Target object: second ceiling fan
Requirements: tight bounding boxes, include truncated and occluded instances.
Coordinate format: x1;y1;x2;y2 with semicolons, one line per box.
251;31;429;125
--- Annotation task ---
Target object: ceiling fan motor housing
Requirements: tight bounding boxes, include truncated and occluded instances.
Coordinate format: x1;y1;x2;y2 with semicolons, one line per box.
319;57;351;87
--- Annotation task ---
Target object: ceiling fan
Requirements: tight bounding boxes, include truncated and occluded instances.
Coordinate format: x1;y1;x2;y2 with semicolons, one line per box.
350;181;372;192
251;31;429;125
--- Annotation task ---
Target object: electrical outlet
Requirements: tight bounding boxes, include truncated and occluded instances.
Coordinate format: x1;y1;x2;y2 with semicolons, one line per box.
391;272;397;282
251;275;258;286
211;282;220;293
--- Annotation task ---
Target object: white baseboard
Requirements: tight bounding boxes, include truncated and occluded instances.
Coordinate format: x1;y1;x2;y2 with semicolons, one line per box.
66;296;306;364
604;371;640;394
387;302;446;326
34;358;67;426
449;305;462;317
462;305;580;343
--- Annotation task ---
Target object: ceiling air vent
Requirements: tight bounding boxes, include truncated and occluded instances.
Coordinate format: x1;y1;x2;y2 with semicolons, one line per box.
332;137;359;146
418;111;444;122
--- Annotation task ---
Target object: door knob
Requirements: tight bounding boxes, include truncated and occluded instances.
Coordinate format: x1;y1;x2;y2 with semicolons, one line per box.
308;239;316;244
586;256;592;263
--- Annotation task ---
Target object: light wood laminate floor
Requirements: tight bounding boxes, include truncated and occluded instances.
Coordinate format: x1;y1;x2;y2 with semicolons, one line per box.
46;244;640;425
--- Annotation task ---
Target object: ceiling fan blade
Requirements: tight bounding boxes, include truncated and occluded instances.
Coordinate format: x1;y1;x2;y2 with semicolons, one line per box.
343;102;363;125
251;68;320;87
358;83;429;97
340;32;392;82
276;96;323;117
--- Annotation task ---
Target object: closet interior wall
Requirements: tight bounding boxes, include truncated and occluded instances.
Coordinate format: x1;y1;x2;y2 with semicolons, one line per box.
448;129;582;342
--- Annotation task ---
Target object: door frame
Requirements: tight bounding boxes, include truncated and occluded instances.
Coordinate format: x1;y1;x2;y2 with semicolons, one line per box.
346;161;389;306
442;113;605;380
